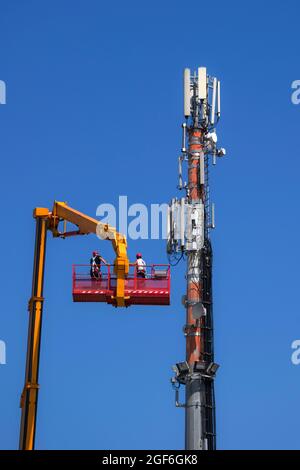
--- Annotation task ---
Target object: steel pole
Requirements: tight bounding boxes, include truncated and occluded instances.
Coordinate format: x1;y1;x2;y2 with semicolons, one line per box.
185;128;205;450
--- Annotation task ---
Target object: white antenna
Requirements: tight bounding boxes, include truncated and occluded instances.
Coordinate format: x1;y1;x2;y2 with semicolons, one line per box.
210;78;217;125
217;80;221;118
211;203;215;229
197;67;207;100
178;157;183;189
182;122;187;152
167;205;171;242
180;198;185;248
184;68;191;118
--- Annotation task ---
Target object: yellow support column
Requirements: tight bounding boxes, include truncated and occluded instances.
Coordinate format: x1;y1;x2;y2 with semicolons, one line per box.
19;209;49;450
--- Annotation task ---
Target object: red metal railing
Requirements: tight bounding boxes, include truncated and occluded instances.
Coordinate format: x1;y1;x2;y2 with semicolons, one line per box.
72;264;170;300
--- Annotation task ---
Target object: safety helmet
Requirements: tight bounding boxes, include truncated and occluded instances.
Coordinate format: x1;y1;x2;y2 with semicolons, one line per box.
136;253;142;259
93;251;98;256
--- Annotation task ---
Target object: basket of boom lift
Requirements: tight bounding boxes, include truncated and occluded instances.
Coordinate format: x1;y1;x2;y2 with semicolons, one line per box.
72;264;170;307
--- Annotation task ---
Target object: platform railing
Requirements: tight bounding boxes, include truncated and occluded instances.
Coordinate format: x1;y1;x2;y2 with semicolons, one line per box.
72;264;170;293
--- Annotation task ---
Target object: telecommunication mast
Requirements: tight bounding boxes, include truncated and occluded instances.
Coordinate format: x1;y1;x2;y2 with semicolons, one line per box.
168;67;226;450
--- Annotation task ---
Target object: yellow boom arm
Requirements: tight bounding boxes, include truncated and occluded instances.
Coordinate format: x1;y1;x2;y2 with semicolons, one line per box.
49;201;129;306
19;201;129;450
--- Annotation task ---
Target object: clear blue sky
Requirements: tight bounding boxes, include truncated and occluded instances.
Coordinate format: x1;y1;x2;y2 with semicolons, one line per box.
1;0;300;450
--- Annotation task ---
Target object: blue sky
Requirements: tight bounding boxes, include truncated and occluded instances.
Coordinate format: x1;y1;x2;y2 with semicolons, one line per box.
1;0;300;450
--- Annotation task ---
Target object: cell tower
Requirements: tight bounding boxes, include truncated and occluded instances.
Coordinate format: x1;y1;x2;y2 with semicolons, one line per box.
167;67;226;450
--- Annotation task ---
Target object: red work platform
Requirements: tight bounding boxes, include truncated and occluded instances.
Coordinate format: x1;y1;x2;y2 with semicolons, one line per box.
72;264;170;306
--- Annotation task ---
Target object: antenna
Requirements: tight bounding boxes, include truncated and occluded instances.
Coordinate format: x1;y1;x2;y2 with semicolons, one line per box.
167;204;171;244
197;67;207;100
184;68;191;118
217;80;221;118
182;122;187;152
180;197;185;249
210;78;217;125
211;203;215;229
178;157;183;189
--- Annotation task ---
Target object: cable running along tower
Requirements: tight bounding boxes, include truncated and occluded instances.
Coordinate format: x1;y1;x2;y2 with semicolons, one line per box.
168;67;226;450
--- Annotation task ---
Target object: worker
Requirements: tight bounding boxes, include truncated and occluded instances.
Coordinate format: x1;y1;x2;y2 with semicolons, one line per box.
90;251;107;279
136;253;146;278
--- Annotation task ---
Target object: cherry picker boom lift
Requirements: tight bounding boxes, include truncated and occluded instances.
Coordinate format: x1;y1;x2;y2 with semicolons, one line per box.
19;201;170;450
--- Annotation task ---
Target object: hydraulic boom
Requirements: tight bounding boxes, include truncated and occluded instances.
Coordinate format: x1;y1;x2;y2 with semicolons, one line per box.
19;201;129;450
